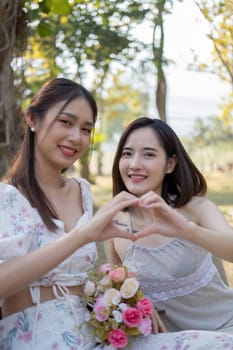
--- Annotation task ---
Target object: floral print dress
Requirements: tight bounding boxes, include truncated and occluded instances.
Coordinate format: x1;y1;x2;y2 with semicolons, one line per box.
0;178;98;350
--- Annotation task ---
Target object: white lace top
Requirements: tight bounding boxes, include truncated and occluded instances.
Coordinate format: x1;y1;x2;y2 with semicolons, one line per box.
0;178;98;306
124;239;233;333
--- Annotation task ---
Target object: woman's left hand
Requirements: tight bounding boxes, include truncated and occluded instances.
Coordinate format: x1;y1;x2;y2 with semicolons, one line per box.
134;191;191;240
151;308;167;333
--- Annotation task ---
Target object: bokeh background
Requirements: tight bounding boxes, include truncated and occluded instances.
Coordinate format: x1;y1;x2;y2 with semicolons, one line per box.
1;0;232;283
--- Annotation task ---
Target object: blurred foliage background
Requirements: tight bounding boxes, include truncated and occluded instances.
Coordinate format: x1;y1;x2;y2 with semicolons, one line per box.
0;0;232;284
0;0;232;178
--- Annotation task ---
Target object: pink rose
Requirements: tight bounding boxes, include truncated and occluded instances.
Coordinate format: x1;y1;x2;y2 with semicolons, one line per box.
93;295;109;322
123;307;143;328
107;328;128;348
95;312;108;322
137;298;153;317
98;263;114;273
138;318;152;336
109;267;126;282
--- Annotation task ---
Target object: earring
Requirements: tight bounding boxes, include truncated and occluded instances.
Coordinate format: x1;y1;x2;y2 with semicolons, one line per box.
31;127;35;132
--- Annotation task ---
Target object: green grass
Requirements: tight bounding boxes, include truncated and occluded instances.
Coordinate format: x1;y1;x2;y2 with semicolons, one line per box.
205;172;233;286
205;172;233;225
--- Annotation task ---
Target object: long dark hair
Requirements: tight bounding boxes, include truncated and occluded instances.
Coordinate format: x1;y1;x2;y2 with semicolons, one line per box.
4;78;98;230
112;117;207;207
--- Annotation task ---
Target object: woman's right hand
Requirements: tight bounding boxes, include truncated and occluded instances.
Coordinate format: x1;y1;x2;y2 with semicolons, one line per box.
79;191;139;244
0;192;139;299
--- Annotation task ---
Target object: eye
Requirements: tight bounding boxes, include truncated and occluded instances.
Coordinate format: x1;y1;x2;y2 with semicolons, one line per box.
144;152;156;158
121;150;132;158
81;127;92;135
59;118;72;126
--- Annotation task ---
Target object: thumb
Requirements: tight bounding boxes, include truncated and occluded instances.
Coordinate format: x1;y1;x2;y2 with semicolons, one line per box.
134;227;155;240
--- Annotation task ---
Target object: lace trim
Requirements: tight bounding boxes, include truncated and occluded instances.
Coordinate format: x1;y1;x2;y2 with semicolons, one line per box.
140;253;217;302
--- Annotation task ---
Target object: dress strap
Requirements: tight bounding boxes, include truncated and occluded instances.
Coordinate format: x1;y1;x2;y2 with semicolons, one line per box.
29;286;41;346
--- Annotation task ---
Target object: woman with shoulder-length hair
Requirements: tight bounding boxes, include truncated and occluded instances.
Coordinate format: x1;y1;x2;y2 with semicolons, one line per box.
105;116;233;349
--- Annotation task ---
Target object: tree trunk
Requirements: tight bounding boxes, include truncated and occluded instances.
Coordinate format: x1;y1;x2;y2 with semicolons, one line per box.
0;0;24;177
81;161;90;180
156;74;167;122
152;0;167;123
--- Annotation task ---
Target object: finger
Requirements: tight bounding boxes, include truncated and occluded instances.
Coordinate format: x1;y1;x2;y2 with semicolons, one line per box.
139;192;160;204
101;223;136;241
98;197;139;218
115;197;139;210
113;191;137;203
156;315;167;333
115;229;136;240
108;194;139;210
153;310;167;333
139;198;163;209
151;312;159;334
134;227;156;240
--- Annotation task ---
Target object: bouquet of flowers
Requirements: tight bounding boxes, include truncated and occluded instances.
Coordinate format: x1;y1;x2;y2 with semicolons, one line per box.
83;263;153;349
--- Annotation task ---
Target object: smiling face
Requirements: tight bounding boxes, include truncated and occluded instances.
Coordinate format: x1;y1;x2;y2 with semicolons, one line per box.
119;127;176;196
31;97;94;173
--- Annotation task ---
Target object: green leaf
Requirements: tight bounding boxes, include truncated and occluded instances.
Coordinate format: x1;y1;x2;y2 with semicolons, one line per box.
37;19;53;37
39;0;51;13
125;327;141;336
50;0;71;15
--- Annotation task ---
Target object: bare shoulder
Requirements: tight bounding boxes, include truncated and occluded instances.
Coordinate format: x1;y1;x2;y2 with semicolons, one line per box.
62;177;82;208
178;196;213;222
181;196;230;229
186;196;215;208
66;177;82;194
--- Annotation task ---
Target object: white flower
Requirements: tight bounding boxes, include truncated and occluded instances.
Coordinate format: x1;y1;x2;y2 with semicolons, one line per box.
102;288;121;306
118;303;128;311
120;277;139;299
83;280;96;296
112;309;123;323
85;311;91;322
99;275;112;288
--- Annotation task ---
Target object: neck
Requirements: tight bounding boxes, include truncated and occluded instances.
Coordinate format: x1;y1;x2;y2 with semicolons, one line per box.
129;206;152;220
35;172;66;190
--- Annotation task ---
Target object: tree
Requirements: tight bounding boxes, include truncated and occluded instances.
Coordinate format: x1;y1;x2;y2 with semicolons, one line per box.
191;115;233;146
103;71;149;139
0;0;183;176
194;0;233;124
93;71;149;175
0;0;143;176
0;0;27;176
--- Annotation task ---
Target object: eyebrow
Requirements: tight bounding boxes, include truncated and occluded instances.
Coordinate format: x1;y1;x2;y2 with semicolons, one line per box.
123;146;158;151
60;112;94;127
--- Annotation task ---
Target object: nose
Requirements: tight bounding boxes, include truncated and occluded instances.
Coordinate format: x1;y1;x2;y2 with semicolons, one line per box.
129;154;142;169
69;127;81;143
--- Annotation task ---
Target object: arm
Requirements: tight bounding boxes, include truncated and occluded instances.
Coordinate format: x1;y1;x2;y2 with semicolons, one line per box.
135;192;233;262
0;192;139;299
185;198;233;262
